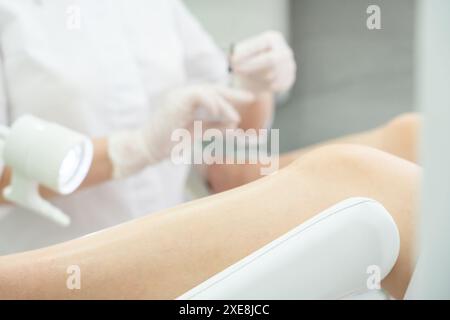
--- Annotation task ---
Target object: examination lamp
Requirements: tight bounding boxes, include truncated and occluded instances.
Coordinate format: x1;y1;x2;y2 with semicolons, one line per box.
0;115;93;226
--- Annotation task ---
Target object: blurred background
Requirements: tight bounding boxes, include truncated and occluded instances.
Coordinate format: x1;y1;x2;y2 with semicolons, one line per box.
185;0;415;153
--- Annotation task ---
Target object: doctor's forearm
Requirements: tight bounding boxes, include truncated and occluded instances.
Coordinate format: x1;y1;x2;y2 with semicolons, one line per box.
238;92;274;130
79;138;114;187
206;92;274;192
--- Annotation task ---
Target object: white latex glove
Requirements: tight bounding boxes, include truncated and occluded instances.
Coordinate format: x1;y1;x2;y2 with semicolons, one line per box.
231;31;296;94
108;85;255;178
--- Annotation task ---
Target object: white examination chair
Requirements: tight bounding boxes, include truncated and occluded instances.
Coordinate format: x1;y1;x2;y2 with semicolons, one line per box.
179;198;400;300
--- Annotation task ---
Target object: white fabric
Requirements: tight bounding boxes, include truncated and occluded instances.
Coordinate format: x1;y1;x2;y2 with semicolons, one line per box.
0;0;228;254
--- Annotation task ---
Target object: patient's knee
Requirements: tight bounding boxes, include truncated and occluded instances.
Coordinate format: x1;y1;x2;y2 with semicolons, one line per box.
289;143;418;195
380;113;420;162
382;113;420;142
385;112;419;132
289;144;386;176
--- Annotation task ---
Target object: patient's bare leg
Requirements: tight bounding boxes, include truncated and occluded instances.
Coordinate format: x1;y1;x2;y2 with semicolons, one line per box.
208;113;420;192
0;144;419;299
281;113;420;166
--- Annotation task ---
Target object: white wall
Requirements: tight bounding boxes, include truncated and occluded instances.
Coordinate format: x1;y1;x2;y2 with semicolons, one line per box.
184;0;290;49
276;0;415;152
405;0;450;299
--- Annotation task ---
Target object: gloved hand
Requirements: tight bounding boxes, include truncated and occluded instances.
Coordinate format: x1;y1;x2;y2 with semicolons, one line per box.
108;85;255;178
231;31;297;94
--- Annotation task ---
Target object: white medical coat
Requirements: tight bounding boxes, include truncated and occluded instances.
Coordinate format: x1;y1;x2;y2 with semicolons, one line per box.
0;0;227;254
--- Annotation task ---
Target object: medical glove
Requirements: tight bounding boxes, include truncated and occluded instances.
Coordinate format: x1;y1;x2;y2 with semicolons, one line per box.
108;85;255;178
231;31;296;94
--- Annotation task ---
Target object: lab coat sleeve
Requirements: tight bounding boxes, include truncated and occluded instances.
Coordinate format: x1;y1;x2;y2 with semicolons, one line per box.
170;0;228;85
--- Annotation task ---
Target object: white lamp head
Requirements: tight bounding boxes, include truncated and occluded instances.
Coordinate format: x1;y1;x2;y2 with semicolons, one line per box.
1;115;93;226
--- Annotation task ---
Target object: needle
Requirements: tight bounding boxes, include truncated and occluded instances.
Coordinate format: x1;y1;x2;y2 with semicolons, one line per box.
228;43;235;74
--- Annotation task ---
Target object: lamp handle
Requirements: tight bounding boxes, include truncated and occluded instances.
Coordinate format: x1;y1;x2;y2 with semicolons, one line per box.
3;172;71;226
